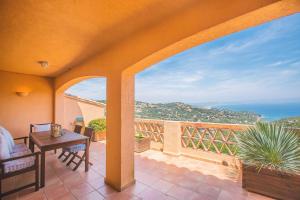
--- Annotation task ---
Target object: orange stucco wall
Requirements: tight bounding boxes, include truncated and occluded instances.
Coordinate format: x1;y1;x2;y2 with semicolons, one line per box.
0;70;54;137
63;94;105;130
1;0;298;191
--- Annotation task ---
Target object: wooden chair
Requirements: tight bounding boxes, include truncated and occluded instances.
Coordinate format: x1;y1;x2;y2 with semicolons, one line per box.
65;127;93;171
30;123;52;133
58;125;82;162
0;137;40;200
30;123;57;153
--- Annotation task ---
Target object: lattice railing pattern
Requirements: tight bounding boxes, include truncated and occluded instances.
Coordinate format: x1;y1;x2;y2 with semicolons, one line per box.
135;119;164;144
181;122;249;156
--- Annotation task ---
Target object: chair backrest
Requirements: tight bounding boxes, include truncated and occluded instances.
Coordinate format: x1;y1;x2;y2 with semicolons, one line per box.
83;127;94;142
74;125;82;134
30;123;52;133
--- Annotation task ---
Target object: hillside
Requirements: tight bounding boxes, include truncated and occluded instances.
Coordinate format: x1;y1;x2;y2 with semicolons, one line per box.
135;101;260;124
97;100;260;124
276;117;300;128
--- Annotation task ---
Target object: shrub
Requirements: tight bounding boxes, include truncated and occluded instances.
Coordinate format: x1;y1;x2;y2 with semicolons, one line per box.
88;118;106;132
236;122;300;174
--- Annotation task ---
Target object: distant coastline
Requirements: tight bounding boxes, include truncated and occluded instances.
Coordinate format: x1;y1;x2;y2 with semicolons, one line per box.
191;102;300;121
95;97;300;122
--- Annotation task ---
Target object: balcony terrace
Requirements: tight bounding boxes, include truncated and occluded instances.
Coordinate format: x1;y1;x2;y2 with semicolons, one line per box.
2;120;284;200
1;1;299;199
3;139;271;200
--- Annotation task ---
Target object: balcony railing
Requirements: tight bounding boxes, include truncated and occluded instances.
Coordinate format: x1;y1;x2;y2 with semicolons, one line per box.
181;122;249;156
135;119;164;143
134;119;300;167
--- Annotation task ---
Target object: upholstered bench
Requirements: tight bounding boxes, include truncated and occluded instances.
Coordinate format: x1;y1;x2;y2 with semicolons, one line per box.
0;126;40;199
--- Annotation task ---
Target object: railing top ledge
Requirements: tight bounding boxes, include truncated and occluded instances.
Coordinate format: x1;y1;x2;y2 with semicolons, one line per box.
135;119;300;132
135;118;166;124
180;121;251;130
135;118;252;129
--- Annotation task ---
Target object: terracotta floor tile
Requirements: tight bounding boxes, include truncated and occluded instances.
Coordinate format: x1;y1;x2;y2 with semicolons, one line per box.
69;182;95;198
218;190;248;200
196;183;221;199
137;187;169;200
60;172;86;189
104;192;137;200
150;179;174;193
18;188;46;200
44;175;63;187
52;193;77;200
12;142;269;200
166;185;199;200
87;176;105;190
161;172;182;183
79;169;102;182
97;185;117;197
247;192;275;200
123;181;149;195
135;171;160;186
44;183;70;200
77;191;105;200
176;176;201;191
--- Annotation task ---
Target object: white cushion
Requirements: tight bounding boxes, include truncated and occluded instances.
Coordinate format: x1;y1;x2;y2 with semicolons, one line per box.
0;133;11;160
0;126;15;153
63;144;86;153
32;124;51;132
4;150;34;173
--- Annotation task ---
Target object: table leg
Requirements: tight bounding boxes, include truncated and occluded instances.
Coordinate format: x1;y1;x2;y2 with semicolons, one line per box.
85;139;90;172
29;137;34;152
40;151;46;187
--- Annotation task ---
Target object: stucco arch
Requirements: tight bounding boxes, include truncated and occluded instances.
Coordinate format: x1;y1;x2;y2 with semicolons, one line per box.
55;75;105;126
54;0;300;127
52;0;300;190
54;0;300;83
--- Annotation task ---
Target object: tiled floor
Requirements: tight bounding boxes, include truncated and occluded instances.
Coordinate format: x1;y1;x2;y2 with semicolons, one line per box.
2;142;273;200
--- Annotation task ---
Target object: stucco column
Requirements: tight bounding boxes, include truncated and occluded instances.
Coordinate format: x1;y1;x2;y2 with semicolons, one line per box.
105;72;135;191
163;121;182;156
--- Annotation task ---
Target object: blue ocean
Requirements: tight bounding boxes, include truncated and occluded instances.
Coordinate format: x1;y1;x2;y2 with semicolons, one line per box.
192;103;300;121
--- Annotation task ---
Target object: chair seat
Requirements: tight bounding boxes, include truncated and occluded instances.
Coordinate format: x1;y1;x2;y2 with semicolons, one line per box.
3;150;35;173
63;144;86;153
11;143;28;153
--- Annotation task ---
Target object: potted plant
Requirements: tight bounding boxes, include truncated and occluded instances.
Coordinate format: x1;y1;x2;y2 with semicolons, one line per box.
88;118;106;142
74;116;85;127
236;122;300;200
134;131;150;153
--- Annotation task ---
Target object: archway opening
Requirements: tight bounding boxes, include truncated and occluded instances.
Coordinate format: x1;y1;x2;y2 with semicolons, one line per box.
52;12;300;198
133;13;300;189
64;78;107;132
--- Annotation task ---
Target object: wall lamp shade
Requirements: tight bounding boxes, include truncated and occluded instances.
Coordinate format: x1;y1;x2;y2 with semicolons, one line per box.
16;91;30;97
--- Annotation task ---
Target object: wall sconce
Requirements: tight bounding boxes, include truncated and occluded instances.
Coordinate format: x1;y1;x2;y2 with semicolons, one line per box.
16;91;30;97
16;87;31;97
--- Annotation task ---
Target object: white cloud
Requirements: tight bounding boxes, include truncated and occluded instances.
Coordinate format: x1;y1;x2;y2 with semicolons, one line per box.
67;14;300;104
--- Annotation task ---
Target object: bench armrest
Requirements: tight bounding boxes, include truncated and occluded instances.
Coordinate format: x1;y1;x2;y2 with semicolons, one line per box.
0;151;40;164
14;136;28;145
0;151;40;174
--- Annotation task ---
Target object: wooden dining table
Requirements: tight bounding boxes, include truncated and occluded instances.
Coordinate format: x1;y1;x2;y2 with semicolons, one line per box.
29;129;89;188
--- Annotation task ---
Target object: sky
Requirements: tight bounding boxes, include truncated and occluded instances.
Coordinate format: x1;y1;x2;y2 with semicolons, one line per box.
66;13;300;104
